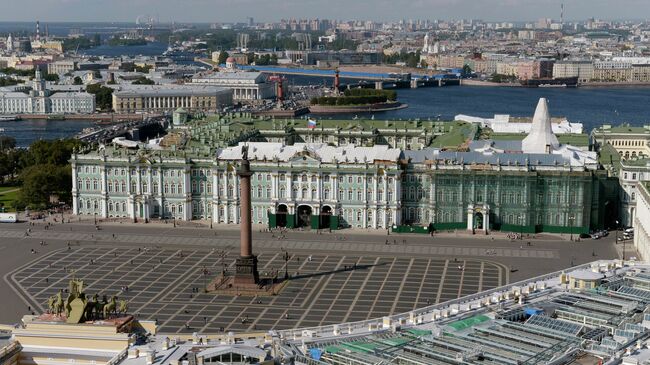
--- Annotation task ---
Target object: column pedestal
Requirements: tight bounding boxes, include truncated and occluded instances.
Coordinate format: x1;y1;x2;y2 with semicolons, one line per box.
234;256;259;285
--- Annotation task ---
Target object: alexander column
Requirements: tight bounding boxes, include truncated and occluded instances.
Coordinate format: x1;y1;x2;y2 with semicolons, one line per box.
234;145;259;285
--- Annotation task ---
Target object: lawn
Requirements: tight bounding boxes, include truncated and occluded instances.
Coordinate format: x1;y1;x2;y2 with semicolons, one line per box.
0;186;20;212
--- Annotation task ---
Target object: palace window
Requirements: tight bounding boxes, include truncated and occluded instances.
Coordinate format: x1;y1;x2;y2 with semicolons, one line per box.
142;182;148;193
357;191;362;201
324;189;330;200
153;183;159;194
348;190;353;201
121;182;126;192
378;190;383;201
302;189;308;199
266;188;271;198
280;187;286;199
311;175;317;183
108;182;113;192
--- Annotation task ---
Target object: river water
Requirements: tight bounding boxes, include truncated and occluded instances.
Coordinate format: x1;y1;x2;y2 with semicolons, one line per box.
4;85;650;147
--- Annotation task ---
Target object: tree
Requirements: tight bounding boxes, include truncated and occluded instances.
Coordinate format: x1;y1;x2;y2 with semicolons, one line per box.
0;136;16;151
132;76;155;85
18;164;72;208
73;76;83;85
218;51;229;65
44;73;59;82
86;84;114;110
462;64;473;75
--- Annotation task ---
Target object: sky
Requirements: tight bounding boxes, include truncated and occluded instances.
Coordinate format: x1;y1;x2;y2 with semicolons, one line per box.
0;0;648;23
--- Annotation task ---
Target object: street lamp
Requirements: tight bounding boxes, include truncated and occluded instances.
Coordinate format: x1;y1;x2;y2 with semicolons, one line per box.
94;212;97;225
568;214;575;242
518;214;524;239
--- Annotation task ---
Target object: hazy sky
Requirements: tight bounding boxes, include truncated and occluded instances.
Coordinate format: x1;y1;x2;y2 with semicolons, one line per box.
0;0;648;23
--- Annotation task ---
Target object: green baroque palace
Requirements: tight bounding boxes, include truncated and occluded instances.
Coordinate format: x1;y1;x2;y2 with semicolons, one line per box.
71;99;617;234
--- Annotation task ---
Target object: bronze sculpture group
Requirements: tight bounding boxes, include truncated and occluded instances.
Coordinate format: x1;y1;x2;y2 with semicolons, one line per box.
46;279;129;324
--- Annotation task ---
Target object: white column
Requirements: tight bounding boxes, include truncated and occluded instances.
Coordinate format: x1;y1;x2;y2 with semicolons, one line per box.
467;207;474;231
72;163;79;215
101;166;108;218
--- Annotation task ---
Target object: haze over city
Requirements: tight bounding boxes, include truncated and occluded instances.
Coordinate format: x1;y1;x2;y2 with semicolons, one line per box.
0;0;649;22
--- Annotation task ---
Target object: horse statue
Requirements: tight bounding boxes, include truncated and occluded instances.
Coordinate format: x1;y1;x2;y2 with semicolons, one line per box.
103;296;118;318
51;290;65;316
117;299;128;315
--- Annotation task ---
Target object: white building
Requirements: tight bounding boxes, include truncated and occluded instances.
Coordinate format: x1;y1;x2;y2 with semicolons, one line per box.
191;71;276;101
0;69;95;115
455;114;583;134
634;182;650;261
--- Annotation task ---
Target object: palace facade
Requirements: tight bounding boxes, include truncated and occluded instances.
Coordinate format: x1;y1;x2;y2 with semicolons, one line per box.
71;99;617;233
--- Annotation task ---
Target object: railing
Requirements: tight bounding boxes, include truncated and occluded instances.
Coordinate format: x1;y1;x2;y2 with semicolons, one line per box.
278;261;604;344
0;342;21;365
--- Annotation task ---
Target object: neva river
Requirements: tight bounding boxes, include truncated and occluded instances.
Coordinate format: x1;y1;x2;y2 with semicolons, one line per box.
3;84;650;147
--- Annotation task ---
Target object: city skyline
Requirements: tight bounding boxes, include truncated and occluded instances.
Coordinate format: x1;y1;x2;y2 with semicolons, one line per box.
0;0;648;23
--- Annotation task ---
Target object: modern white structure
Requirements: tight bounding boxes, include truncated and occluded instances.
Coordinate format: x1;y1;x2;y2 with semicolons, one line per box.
190;71;276;101
521;98;559;153
455;114;583;134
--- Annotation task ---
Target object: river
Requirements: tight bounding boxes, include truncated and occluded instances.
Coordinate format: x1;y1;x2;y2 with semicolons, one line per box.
3;76;650;147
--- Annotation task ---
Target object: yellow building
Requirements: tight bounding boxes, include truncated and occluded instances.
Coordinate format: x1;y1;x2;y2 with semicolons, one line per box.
111;86;233;114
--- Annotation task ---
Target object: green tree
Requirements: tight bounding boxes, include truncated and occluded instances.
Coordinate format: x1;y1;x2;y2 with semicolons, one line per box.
18;164;72;208
44;73;59;82
132;76;155;85
0;136;16;151
86;84;113;110
462;64;472;75
217;51;229;65
73;76;83;85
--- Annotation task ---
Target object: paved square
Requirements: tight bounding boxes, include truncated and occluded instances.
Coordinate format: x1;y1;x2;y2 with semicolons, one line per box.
10;246;506;334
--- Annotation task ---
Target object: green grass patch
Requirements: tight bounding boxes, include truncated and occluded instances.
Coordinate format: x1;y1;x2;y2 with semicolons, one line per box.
0;186;20;212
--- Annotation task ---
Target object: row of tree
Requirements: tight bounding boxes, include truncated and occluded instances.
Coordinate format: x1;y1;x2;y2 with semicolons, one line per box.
311;95;389;106
343;88;397;101
0;138;83;210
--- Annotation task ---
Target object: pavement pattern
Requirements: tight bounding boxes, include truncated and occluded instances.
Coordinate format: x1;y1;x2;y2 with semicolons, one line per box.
8;245;506;333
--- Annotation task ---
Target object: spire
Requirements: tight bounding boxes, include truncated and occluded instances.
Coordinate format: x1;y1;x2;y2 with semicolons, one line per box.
521;98;559;154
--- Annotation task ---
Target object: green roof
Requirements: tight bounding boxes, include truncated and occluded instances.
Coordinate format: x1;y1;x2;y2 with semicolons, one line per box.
598;143;621;167
447;314;491;331
489;133;589;147
406;328;432;337
430;122;476;149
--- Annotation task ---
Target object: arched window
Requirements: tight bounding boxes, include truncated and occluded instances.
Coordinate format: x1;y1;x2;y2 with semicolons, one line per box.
153;183;159;194
108;181;113;192
192;181;197;193
357;191;362;201
228;185;234;197
348;190;353;201
378;190;383;201
131;181;137;192
257;187;262;198
164;184;169;194
200;182;205;194
266;188;271;198
311;189;316;199
280;187;286;198
171;184;176;195
324;189;330;200
109;202;114;211
85;179;91;190
142;182;148;193
207;183;212;193
292;188;298;199
121;182;126;192
301;188;307;199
